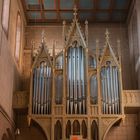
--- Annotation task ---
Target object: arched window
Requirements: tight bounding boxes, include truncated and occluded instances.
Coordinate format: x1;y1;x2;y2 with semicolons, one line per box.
15;13;22;63
2;0;10;34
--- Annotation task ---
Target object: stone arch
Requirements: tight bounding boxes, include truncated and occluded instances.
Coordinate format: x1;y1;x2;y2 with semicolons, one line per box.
103;117;122;140
73;120;80;135
91;120;98;140
66;120;71;139
54;120;62;140
82;120;87;138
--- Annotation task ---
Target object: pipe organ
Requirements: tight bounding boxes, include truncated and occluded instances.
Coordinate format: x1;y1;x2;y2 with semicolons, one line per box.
66;43;86;114
28;8;124;140
30;32;122;116
32;61;52;114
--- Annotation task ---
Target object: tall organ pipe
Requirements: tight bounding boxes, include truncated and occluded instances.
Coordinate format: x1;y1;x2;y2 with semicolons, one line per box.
67;44;86;114
115;67;120;113
81;47;85;114
78;47;82;114
40;63;44;114
35;67;39;114
67;48;70;114
44;65;47;114
33;68;36;114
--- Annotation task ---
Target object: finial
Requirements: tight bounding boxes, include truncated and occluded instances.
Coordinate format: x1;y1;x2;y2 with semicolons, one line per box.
96;39;99;60
73;5;78;19
96;39;99;51
63;20;66;25
105;28;110;42
85;20;88;25
117;39;121;56
41;30;45;44
96;39;99;44
117;39;120;44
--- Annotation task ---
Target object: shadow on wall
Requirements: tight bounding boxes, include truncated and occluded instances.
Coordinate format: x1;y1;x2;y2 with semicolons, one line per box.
105;116;139;140
15;118;48;140
2;128;15;140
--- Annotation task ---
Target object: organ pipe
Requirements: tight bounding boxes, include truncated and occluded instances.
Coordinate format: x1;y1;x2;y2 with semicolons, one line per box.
67;42;86;114
101;62;120;114
32;61;52;115
90;75;98;105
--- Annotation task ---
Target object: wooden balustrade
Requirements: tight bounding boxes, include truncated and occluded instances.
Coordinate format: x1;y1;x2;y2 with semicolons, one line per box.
123;90;140;107
90;105;98;115
13;91;28;109
54;105;63;115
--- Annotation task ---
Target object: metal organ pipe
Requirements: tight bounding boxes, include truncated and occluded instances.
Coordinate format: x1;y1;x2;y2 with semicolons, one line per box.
67;43;86;114
35;67;39;114
44;65;47;114
70;47;74;114
32;61;52;115
101;62;120;114
78;47;82;114
90;75;98;105
115;67;120;114
40;63;44;114
55;75;63;104
33;68;37;114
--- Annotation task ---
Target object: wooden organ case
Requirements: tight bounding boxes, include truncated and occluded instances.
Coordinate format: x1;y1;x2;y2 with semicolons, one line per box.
28;8;125;140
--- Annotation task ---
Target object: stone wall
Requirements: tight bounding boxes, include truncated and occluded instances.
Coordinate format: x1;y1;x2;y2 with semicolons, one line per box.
0;0;25;139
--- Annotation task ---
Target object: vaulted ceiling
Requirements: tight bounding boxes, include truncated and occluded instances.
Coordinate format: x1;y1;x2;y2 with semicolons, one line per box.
21;0;132;25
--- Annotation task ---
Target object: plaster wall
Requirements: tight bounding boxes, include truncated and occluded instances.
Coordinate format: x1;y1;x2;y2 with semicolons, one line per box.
0;0;25;139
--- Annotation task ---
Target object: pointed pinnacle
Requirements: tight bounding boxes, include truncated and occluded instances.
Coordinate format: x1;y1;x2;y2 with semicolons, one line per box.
41;30;45;44
105;28;110;41
73;5;77;19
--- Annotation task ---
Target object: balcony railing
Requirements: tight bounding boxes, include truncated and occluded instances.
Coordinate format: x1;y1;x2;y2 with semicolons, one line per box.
13;91;28;109
123;90;140;107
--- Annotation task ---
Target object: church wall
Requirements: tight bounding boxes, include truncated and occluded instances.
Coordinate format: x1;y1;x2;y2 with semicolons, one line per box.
105;114;139;140
24;24;131;90
0;0;26;139
127;0;140;89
